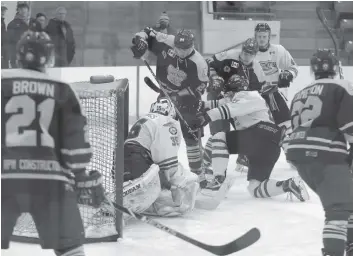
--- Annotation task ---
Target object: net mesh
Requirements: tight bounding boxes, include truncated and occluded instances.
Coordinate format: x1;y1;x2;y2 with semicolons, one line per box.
12;79;128;243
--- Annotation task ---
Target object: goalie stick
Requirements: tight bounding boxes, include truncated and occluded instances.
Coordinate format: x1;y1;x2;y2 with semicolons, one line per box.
142;59;199;141
104;198;260;255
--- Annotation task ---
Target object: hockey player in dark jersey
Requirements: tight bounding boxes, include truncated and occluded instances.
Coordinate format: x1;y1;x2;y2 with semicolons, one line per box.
2;31;104;255
131;28;209;174
286;49;353;256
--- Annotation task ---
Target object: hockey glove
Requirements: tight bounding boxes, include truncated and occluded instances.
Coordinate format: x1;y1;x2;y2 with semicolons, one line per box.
278;70;294;88
143;27;158;38
75;170;105;208
207;75;225;95
131;36;148;59
195;111;211;128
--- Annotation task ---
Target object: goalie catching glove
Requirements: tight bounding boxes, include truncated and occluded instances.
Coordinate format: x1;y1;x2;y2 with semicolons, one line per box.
74;170;105;208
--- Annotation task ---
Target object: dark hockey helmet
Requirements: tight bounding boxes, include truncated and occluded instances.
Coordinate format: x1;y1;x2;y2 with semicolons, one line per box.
242;38;259;55
310;49;338;78
225;74;249;93
255;23;271;33
16;30;54;71
174;29;194;50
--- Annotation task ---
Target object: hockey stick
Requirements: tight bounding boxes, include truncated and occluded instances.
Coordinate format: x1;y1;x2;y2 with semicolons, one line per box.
142;59;199;141
316;6;344;79
105;198;260;255
144;76;160;93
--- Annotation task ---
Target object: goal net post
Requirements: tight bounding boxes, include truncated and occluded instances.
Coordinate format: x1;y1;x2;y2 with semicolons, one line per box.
11;77;129;243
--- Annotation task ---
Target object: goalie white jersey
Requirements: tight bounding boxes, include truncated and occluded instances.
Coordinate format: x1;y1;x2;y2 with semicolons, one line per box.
206;91;273;130
255;44;298;86
125;113;182;173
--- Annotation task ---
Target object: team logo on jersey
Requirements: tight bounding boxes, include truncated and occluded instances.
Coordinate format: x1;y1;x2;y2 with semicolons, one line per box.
224;66;231;73
169;126;178;135
167;49;176;58
167;65;187;86
259;61;278;75
162;50;167;59
231;61;239;68
322;63;329;71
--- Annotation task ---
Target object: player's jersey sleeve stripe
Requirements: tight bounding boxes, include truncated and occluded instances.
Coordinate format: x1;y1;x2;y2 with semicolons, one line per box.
61;148;92;155
286;144;348;154
340;121;353;132
66;161;92;170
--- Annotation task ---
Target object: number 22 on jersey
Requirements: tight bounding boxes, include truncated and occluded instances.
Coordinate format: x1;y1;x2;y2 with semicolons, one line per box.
5;95;55;148
291;95;323;129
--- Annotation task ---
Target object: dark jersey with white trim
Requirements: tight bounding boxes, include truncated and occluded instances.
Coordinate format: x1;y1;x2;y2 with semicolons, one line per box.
285;78;353;163
1;69;92;183
136;31;209;98
207;49;266;91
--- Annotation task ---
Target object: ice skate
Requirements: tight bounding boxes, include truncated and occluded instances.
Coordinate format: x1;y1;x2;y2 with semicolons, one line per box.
196;169;236;210
346;242;353;256
234;154;249;173
283;177;309;202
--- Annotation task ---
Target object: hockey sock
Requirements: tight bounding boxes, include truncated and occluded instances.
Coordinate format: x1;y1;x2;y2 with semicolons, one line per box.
248;179;288;198
210;133;229;177
55;245;85;256
346;214;353;243
202;137;213;169
186;141;202;172
322;219;348;256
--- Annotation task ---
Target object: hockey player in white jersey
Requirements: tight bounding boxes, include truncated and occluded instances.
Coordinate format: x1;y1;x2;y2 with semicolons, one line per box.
193;74;308;208
122;97;199;217
254;23;299;135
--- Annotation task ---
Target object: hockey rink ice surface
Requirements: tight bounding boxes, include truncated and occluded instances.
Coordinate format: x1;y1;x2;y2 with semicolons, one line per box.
2;128;324;256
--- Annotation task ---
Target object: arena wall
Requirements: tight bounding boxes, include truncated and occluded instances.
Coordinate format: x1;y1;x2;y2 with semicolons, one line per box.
44;66;353;122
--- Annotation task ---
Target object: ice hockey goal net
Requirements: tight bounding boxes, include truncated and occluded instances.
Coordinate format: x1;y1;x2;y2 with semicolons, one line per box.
11;78;129;243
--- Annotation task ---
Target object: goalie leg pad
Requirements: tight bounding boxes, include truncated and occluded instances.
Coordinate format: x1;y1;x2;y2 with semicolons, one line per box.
123;164;161;214
144;165;199;217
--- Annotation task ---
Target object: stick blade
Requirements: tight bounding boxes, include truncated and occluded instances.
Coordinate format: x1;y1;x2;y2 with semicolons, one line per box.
206;228;261;255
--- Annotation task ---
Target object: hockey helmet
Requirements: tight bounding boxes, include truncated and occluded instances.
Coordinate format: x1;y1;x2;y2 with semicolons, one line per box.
242;38;259;55
150;97;176;119
254;23;271;51
255;23;271;33
16;31;55;71
225;74;249;93
174;29;194;49
174;29;194;58
310;49;338;78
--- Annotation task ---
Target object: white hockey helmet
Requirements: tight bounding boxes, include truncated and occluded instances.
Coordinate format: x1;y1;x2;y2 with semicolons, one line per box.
150;97;176;119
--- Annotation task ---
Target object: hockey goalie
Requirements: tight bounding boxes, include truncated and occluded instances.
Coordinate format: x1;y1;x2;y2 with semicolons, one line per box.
122;97;199;217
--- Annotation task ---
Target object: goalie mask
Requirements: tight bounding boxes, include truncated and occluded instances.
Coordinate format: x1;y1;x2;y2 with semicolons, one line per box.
150;97;177;119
